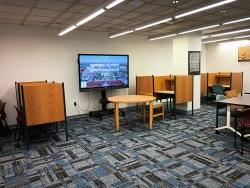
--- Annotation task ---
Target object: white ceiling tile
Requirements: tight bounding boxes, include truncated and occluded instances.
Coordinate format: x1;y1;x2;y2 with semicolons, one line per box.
0;4;31;14
36;0;72;11
30;8;61;17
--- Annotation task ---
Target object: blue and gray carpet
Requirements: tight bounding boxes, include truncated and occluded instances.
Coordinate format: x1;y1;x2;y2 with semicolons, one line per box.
0;105;249;188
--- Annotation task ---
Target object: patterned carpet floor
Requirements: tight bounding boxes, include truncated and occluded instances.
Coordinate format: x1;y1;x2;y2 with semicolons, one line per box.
0;105;249;188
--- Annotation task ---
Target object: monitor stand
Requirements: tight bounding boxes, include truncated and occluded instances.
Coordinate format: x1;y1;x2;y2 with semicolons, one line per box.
89;90;125;120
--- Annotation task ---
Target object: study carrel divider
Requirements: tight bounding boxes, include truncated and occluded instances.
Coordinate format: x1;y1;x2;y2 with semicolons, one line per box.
136;75;194;116
201;72;243;100
15;81;68;143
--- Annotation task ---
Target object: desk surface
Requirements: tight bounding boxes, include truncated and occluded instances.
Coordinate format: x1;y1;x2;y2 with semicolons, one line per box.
154;90;175;94
216;95;250;106
208;84;230;88
108;95;155;104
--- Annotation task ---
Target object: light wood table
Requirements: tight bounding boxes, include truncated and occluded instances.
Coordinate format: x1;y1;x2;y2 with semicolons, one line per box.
108;95;156;131
216;95;250;137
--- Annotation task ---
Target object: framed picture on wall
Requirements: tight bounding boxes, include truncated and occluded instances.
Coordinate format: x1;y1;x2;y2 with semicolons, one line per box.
238;46;250;62
188;51;201;75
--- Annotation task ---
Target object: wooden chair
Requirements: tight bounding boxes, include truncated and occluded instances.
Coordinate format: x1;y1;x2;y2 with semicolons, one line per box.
226;90;245;112
139;92;165;121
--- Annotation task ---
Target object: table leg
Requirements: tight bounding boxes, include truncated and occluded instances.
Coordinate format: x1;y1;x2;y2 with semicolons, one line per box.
149;101;153;129
215;104;242;136
114;103;119;131
142;102;146;123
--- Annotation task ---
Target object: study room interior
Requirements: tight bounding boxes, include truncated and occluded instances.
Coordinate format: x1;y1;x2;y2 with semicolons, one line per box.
0;0;250;187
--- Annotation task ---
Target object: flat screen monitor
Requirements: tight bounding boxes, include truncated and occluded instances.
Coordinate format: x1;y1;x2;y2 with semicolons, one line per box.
78;54;129;91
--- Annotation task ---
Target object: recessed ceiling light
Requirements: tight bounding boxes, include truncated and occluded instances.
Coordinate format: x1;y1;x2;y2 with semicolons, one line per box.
220;10;227;13
179;24;219;35
203;38;231;44
172;0;179;4
222;17;250;25
211;28;250;37
234;35;250;39
109;30;134;38
76;9;105;26
58;25;77;36
149;34;177;41
105;0;126;9
175;0;237;19
135;18;172;31
202;36;209;39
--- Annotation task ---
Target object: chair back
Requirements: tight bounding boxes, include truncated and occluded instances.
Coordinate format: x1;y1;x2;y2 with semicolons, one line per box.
212;84;225;95
0;101;7;119
216;95;226;101
226;90;237;98
14;106;23;123
240;110;250;127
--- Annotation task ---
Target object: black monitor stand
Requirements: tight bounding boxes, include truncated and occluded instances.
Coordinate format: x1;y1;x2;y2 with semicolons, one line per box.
89;90;125;120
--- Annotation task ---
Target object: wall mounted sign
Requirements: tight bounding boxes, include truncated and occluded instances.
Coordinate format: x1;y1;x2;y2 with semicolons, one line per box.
238;46;250;62
188;51;201;75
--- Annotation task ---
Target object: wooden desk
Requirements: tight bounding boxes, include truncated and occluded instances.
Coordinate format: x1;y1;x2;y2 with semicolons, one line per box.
154;90;174;95
215;95;250;137
208;84;230;88
108;95;155;131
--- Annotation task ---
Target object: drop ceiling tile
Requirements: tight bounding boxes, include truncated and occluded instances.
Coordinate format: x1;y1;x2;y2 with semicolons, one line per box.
0;17;22;24
102;9;127;18
36;0;72;11
78;0;106;6
0;11;25;20
0;0;36;7
0;4;31;14
68;3;94;13
26;15;54;22
30;8;61;17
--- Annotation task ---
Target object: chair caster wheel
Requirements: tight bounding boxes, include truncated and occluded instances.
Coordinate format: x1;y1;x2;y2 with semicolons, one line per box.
215;130;220;134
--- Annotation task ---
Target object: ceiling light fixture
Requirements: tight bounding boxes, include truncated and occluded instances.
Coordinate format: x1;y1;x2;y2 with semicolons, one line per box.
109;30;134;38
211;28;250;37
76;8;105;26
149;34;177;41
179;24;219;35
234;35;250;39
105;0;126;9
202;36;209;39
135;18;172;31
58;25;77;36
202;38;231;44
175;0;237;19
222;17;250;25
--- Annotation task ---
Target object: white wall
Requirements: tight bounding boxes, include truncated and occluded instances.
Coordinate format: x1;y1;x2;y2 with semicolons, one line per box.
0;24;173;125
204;40;250;92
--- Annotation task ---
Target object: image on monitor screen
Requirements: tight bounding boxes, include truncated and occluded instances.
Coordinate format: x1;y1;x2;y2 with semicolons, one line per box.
78;54;129;91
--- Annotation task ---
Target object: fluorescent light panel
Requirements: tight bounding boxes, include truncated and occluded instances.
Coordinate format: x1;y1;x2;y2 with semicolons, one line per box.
76;9;105;26
135;18;172;31
203;38;230;44
106;0;125;9
211;28;250;37
58;25;77;36
223;17;250;25
234;35;250;39
149;34;177;41
179;24;219;34
109;30;134;38
175;0;237;19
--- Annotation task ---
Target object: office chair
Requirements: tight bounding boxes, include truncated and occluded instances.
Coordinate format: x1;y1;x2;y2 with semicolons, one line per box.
0;100;9;132
235;110;250;155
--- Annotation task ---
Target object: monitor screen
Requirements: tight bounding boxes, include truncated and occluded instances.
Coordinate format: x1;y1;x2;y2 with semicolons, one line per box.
78;54;129;91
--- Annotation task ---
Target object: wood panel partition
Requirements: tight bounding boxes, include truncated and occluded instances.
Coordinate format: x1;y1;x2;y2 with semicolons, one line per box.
136;76;153;96
15;81;68;144
175;76;193;104
201;72;243;102
153;75;173;92
201;73;207;96
231;72;243;95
